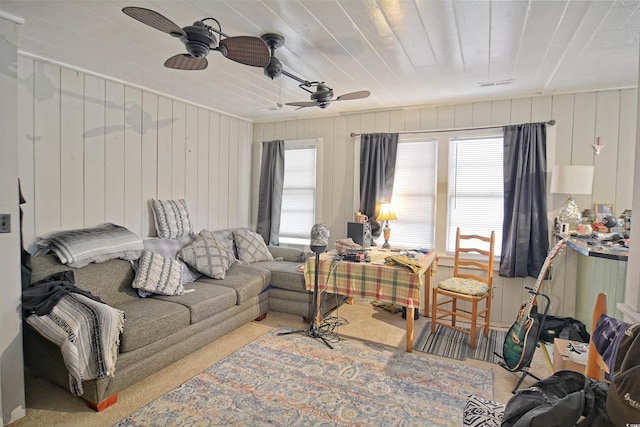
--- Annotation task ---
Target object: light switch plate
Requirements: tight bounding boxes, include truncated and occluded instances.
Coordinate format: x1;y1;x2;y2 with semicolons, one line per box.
0;214;10;233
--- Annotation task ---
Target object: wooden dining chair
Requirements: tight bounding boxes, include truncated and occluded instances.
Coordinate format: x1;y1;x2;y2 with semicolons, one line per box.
432;227;495;349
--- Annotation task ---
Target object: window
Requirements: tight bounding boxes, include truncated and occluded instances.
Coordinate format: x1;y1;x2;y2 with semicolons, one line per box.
381;138;438;248
447;135;504;255
279;140;318;246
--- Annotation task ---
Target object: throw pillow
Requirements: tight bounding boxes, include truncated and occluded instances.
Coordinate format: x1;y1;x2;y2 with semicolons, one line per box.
150;199;193;238
232;228;274;264
132;250;185;296
142;236;202;284
178;230;235;279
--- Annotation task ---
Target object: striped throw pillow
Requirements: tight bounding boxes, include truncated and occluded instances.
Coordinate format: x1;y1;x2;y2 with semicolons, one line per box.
132;250;185;296
151;199;193;238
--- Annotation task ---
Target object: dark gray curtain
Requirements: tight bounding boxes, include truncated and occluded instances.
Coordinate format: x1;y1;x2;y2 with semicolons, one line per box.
256;140;285;246
500;123;549;278
359;133;399;237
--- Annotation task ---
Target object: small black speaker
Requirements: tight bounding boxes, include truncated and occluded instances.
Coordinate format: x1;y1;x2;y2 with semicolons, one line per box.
347;222;373;247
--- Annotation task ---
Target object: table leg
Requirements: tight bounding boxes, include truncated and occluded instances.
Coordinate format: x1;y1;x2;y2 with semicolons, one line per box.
406;306;414;352
423;264;432;317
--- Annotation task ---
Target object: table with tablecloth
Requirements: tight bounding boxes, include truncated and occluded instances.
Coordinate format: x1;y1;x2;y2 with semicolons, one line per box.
303;248;437;352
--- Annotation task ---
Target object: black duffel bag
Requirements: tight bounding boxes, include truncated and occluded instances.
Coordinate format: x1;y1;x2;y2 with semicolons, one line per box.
501;370;614;427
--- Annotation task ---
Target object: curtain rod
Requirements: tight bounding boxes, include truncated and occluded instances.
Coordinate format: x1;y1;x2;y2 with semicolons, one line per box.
349;120;555;138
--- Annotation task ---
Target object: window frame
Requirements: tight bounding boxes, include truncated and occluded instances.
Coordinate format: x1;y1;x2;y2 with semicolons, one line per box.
352;129;503;260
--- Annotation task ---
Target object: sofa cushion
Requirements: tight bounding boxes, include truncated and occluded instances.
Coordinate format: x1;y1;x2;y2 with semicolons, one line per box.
267;246;305;263
118;298;191;353
153;282;238;324
150;199;193;238
178;230;235;279
233;228;273;264
142;236;202;284
252;260;306;292
132;251;185;296
197;263;270;305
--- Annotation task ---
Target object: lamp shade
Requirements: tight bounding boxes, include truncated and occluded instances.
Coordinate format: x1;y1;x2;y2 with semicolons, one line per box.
377;202;397;221
550;165;594;195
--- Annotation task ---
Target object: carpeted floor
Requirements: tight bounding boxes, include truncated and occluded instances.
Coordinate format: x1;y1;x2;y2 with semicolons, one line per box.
113;327;494;426
9;301;553;427
414;322;507;364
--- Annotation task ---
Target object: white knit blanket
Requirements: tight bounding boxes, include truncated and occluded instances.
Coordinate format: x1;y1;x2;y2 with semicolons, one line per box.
26;293;125;396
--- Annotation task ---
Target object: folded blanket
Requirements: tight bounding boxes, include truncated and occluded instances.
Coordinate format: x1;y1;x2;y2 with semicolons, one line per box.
384;255;424;274
26;293;125;396
36;223;143;268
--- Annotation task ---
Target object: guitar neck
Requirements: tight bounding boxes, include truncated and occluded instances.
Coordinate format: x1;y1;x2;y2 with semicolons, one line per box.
521;239;567;318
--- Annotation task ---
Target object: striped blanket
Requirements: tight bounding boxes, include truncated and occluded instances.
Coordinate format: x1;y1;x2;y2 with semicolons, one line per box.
27;293;125;396
36;223;143;268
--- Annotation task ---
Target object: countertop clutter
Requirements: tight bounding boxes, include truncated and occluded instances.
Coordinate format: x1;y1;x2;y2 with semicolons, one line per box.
559;233;629;261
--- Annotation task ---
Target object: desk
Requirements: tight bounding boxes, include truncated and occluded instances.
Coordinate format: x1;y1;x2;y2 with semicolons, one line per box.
304;249;437;352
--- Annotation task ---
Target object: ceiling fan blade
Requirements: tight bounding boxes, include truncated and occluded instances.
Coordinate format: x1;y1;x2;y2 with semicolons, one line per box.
285;101;317;108
164;54;208;70
218;36;270;67
335;90;371;101
122;7;185;37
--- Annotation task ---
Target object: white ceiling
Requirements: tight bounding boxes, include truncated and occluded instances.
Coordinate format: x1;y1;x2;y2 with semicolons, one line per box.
1;0;639;123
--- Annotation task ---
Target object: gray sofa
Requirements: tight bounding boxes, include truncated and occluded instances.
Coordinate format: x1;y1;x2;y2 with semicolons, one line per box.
23;227;336;411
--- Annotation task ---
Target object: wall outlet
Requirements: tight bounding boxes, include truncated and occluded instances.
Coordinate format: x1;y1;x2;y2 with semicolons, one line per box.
0;214;10;233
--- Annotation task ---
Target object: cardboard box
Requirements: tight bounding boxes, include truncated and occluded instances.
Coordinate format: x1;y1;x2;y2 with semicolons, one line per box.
553;338;587;374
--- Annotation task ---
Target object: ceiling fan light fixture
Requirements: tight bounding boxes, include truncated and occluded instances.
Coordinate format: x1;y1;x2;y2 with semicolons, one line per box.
311;83;333;103
180;22;216;58
261;33;285;79
264;56;282;79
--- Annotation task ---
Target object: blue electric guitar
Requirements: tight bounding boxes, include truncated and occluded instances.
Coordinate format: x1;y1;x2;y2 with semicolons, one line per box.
502;238;567;371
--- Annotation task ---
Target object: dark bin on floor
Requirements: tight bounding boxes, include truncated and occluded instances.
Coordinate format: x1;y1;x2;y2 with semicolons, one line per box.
402;306;420;320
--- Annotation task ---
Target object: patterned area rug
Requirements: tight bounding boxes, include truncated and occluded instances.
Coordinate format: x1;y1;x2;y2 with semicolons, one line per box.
114;327;493;426
414;322;506;364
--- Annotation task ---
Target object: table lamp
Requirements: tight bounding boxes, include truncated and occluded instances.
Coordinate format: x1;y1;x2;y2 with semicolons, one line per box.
377;202;397;248
550;165;594;232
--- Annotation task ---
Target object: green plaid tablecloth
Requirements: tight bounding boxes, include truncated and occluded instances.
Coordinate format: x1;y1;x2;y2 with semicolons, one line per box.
304;250;434;308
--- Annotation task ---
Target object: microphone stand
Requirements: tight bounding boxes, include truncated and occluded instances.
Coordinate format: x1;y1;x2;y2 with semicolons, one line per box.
278;245;333;349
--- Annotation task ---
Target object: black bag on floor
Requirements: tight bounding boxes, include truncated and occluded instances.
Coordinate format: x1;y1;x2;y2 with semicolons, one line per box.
501;370;614;427
534;314;590;343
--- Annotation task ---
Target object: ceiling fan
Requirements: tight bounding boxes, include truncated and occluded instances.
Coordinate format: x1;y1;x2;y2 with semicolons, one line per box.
259;33;370;109
122;7;269;70
286;83;370;110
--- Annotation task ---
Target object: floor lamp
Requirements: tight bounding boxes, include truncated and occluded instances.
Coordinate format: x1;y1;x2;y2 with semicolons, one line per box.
278;223;333;349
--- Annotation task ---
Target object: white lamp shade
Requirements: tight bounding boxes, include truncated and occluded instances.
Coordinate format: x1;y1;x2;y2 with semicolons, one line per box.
550;165;594;195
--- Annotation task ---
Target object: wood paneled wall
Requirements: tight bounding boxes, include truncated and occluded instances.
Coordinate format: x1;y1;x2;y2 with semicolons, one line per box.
15;53;636;325
253;90;637;324
17;56;253;252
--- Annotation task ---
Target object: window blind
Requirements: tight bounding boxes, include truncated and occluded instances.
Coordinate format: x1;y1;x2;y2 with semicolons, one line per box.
447;136;503;254
384;139;437;248
279;146;316;244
